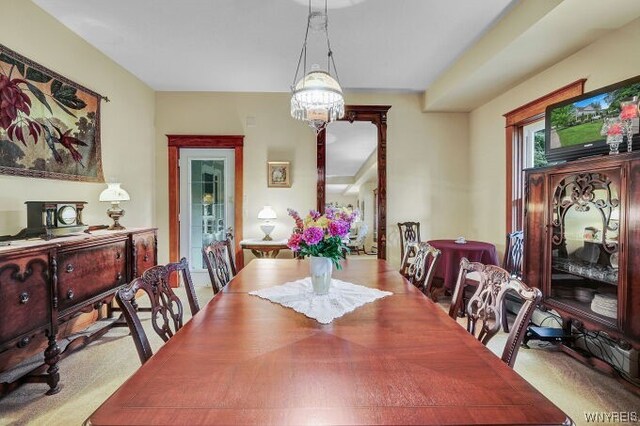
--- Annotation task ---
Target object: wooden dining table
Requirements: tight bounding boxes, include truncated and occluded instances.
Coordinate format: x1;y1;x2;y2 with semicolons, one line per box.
87;259;570;425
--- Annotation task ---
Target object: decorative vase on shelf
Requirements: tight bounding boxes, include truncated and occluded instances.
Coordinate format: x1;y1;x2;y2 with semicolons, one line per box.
602;118;624;155
619;98;639;153
607;133;623;154
309;256;333;295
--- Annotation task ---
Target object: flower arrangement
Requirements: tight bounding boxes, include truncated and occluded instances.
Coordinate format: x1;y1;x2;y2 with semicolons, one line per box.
287;207;356;268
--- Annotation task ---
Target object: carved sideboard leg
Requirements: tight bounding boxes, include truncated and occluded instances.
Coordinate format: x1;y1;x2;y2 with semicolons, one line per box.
44;333;61;395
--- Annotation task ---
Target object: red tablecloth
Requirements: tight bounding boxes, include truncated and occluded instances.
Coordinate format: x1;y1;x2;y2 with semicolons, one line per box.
427;239;500;291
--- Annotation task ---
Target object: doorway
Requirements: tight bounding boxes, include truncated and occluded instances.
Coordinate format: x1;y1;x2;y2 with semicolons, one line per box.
179;148;234;285
167;135;244;286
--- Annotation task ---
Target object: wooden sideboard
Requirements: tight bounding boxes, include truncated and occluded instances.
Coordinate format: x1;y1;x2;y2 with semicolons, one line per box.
0;228;157;396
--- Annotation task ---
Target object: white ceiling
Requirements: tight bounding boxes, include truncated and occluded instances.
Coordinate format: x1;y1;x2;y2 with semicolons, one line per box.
32;0;516;92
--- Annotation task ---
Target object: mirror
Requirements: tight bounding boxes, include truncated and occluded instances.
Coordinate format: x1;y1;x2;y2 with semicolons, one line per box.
317;105;390;259
325;121;378;256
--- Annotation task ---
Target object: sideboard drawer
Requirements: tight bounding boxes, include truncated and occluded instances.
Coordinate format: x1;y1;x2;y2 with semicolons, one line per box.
133;231;156;278
57;241;127;312
0;254;50;343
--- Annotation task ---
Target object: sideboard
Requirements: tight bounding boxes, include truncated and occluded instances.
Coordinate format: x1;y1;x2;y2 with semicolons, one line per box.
0;228;157;396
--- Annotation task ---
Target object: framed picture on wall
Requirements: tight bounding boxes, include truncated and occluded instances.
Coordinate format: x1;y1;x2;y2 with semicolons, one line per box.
267;161;291;187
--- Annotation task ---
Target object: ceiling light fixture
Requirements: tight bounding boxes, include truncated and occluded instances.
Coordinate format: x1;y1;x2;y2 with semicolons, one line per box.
290;0;345;133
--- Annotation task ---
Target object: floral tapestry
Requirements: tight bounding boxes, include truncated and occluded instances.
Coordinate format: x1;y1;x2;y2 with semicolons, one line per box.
0;44;104;182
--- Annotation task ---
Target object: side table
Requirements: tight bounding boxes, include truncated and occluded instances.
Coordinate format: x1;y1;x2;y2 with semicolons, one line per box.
240;239;290;258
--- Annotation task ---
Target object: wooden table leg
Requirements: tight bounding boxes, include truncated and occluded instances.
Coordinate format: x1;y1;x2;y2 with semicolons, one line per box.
269;250;280;258
250;249;264;258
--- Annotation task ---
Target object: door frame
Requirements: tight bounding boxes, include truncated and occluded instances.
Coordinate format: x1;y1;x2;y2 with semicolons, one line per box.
168;135;244;273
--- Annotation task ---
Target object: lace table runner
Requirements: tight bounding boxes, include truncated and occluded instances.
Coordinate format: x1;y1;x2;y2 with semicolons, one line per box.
249;277;393;324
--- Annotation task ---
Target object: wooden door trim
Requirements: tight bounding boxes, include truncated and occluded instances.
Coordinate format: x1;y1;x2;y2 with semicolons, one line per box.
316;105;391;260
167;135;245;280
503;79;585;232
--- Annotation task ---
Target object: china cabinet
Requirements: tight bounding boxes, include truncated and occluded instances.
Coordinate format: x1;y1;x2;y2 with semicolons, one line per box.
524;152;640;350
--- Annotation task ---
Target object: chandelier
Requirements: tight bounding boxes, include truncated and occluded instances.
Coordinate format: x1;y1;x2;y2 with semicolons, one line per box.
290;0;345;133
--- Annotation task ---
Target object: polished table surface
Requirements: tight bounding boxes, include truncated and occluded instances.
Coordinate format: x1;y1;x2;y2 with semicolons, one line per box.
88;259;569;425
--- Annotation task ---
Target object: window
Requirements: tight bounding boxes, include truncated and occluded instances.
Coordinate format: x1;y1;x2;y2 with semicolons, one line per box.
523;120;547;168
504;80;586;233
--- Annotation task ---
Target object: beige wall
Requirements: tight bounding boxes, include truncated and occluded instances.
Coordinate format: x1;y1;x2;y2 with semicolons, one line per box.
0;0;156;234
155;92;469;267
468;17;640;254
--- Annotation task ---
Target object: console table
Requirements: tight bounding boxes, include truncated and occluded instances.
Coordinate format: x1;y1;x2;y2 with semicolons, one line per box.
0;228;157;396
240;239;289;258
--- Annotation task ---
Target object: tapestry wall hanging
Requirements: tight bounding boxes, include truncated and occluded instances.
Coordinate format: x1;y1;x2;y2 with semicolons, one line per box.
0;44;104;182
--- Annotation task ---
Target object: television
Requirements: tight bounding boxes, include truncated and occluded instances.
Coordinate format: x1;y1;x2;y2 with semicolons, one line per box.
545;75;640;163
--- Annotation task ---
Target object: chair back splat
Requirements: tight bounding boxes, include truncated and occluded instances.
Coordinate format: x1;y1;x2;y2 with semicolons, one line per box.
503;230;524;278
400;242;441;299
397;222;421;263
116;258;198;364
449;258;542;367
203;238;236;293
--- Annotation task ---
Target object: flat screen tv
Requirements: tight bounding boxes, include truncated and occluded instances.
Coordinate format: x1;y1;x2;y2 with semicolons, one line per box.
545;75;640;163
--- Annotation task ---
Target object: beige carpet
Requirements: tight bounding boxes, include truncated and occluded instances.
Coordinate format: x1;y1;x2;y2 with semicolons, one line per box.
0;287;638;426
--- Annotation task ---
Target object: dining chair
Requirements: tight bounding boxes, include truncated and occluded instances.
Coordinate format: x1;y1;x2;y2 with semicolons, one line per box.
203;237;236;294
116;258;199;364
449;258;542;367
464;230;525;331
503;230;524;278
347;222;368;255
397;221;421;263
400;242;441;299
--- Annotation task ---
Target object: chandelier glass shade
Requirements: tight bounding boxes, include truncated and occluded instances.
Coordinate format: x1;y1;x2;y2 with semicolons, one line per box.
290;1;345;133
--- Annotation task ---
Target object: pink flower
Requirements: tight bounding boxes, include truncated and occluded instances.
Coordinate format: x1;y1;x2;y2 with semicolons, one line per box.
329;220;350;238
287;233;303;251
309;210;321;220
620;103;638;120
287;208;304;231
608;122;623;135
302;226;324;245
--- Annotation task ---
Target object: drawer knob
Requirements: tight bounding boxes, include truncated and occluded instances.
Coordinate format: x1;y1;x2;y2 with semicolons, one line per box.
116;273;123;282
17;336;31;348
116;252;122;260
143;254;149;262
67;289;75;300
66;264;74;273
19;292;29;304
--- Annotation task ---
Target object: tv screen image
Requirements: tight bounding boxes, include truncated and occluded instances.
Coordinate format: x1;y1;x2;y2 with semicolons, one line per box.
545;76;640;163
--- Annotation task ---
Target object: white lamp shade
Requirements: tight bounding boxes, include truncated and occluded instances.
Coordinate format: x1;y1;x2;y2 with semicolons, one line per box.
257;206;277;220
99;183;130;202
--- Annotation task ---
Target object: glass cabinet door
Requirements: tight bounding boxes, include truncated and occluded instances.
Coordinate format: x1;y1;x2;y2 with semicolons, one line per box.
550;170;621;327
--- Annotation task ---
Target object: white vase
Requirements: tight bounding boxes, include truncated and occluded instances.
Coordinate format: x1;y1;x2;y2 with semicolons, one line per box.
309;256;333;295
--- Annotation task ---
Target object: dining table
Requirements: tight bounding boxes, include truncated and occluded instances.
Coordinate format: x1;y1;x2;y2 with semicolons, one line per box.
428;239;500;291
87;258;569;425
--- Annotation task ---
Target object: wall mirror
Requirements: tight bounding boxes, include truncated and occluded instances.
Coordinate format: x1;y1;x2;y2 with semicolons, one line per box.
317;105;390;259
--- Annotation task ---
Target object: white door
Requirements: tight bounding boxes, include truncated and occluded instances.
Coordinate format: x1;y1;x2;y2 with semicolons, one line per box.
179;148;235;285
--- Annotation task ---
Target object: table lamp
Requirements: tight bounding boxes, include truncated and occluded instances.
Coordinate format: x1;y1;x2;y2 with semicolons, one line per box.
99;182;130;230
257;206;277;241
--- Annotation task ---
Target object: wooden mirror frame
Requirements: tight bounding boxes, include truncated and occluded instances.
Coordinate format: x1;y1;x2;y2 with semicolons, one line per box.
317;105;391;259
